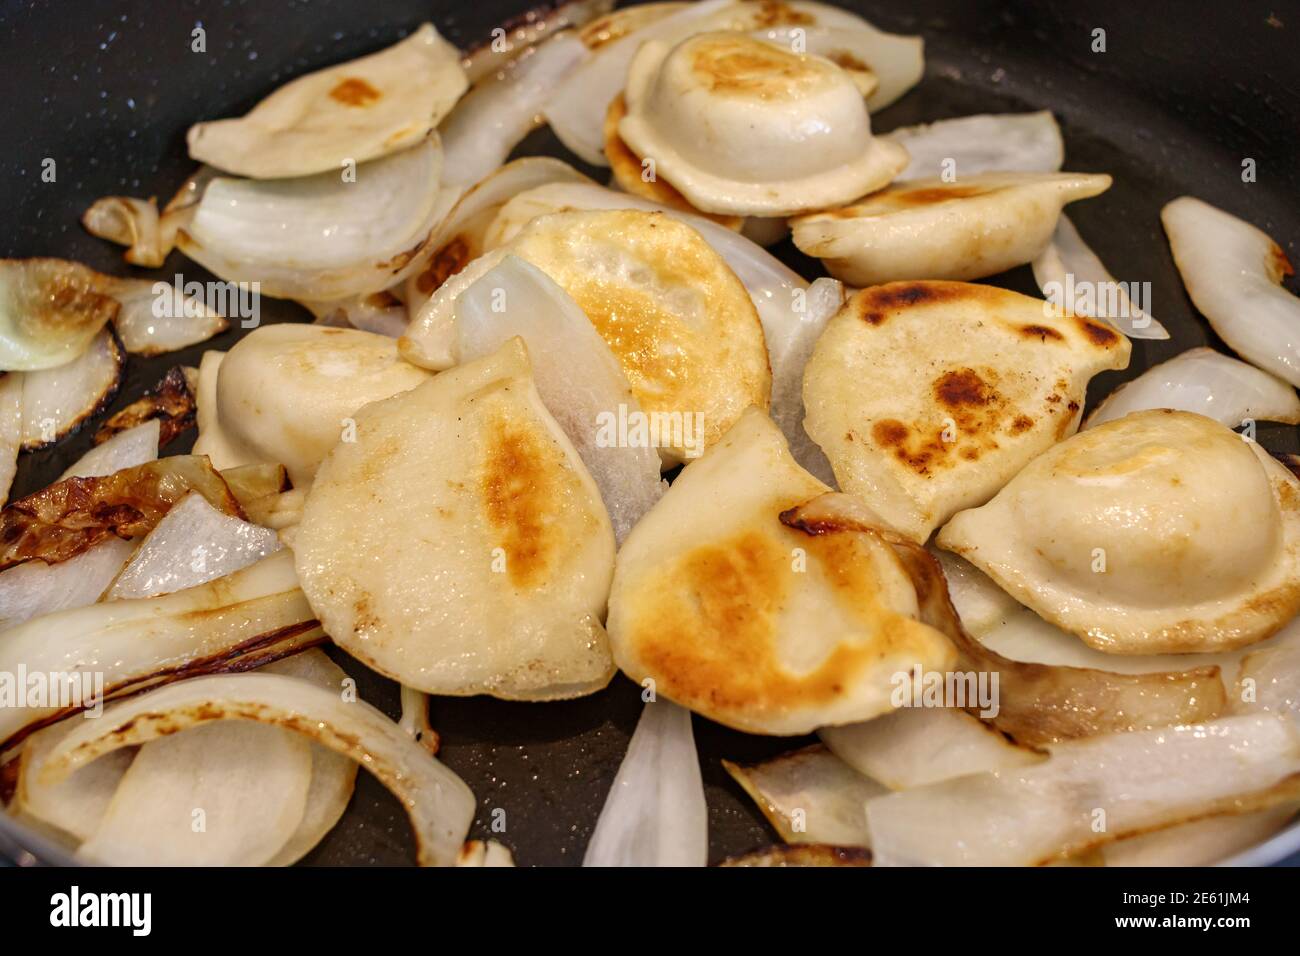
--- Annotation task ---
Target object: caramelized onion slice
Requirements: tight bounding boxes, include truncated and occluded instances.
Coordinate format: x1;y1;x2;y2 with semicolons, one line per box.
723;745;883;847
95;366;198;448
0;259;119;372
463;0;614;82
19;329;123;450
39;672;476;867
866;714;1300;866
0;454;242;571
81;197;172;268
455;839;517;867
1033;214;1170;340
0;549;312;749
1101;804;1299;866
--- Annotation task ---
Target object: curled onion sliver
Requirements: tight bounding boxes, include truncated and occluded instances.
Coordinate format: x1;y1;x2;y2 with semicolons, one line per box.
39;672;476;867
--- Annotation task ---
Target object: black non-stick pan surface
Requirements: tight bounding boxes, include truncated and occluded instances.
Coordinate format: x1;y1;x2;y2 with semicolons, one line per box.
0;0;1297;866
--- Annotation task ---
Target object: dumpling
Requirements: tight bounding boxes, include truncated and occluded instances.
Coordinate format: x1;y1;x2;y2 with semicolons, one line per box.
937;410;1300;655
616;32;908;218
186;23;467;179
603;93;744;231
293;338;617;699
802;281;1130;542
214;324;431;487
400;208;771;465
789;172;1111;285
606;408;956;735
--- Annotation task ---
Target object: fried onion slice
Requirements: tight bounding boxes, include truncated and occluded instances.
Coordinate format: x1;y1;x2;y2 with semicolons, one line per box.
38;672;476;867
0;454;242;571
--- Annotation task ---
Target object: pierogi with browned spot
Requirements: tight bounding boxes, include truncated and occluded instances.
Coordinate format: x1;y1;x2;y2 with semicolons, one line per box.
293;338;616;701
607;408;956;736
401;208;770;464
802;281;1130;542
790;172;1111;285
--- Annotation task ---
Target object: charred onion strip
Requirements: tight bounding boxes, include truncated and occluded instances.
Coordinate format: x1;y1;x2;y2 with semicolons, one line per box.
94;366;198;446
0;454;242;570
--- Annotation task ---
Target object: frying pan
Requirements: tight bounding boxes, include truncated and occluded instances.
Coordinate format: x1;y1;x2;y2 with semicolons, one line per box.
1;0;1298;867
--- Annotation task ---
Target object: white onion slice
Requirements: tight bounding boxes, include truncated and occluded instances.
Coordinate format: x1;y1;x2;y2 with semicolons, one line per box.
1085;346;1300;429
187;24;466;180
12;718;136;844
454;256;665;542
39;672;477;867
1234;623;1300;721
583;699;707;867
1032;213;1170;339
769;276;841;485
1102;805;1298;867
261;651;360;867
70;648;355;868
0;372;23;502
463;0;614;82
60;420;160;481
544;0;735;166
866;713;1300;866
885;111;1063;180
20;329;123;450
0;549;312;748
100;277;228;355
0;259;120;372
441;32;591;188
107;493;281;600
0;537;135;633
1163;196;1300;385
78;720;312;867
723;745;884;847
179;136;446;301
821;708;1043;790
